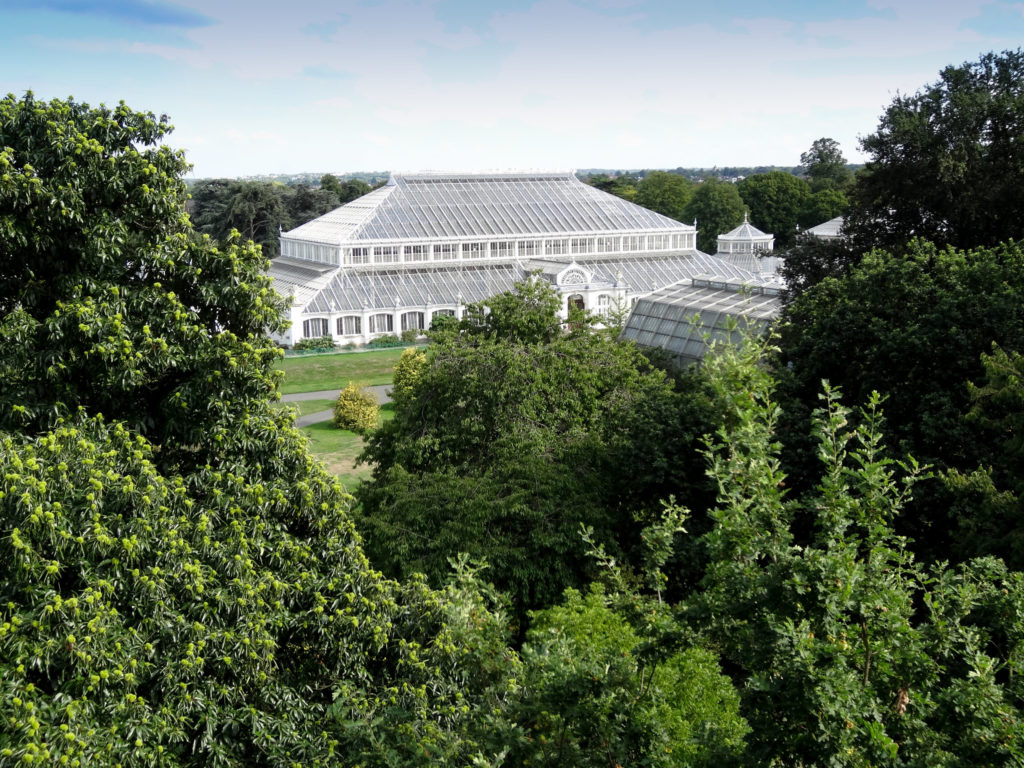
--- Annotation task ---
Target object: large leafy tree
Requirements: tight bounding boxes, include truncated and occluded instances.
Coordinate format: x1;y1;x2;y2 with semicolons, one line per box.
737;171;811;247
776;239;1024;558
686;337;1024;766
0;93;520;766
356;280;720;623
799;136;854;192
684;178;746;253
635;171;694;222
847;49;1024;252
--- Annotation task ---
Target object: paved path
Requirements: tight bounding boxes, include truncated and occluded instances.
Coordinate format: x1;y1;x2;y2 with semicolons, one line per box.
283;385;391;427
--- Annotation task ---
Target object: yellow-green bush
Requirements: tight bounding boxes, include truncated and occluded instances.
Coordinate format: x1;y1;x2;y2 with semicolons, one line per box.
334;381;379;433
391;346;427;404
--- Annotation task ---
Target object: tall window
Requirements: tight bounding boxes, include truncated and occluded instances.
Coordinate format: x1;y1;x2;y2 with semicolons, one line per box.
369;314;394;333
401;312;424;331
545;239;568;255
434;243;457;261
517;240;541;256
462;242;486;259
571;237;594;255
303;318;329;337
337;316;361;335
490;241;513;258
404;244;429;262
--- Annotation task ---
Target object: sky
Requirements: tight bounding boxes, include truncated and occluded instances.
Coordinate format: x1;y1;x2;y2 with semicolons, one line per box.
2;0;1021;179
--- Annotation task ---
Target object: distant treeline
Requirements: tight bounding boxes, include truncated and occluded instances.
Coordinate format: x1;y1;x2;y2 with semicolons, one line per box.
187;174;383;258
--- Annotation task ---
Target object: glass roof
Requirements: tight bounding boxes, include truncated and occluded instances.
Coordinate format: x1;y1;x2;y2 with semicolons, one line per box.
620;278;780;364
283;172;694;245
292;252;762;314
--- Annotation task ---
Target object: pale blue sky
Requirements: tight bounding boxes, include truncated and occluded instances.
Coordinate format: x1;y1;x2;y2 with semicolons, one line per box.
2;0;1021;178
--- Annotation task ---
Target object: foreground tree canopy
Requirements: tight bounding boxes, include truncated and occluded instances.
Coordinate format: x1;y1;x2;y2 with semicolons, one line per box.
356;280;720;623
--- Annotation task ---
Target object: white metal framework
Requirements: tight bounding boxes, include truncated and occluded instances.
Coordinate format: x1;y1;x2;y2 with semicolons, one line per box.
267;171;772;346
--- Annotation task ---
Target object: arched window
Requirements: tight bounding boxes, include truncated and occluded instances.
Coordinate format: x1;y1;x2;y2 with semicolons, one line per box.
432;308;456;319
337;316;361;335
303;318;329;337
369;314;393;334
401;311;424;331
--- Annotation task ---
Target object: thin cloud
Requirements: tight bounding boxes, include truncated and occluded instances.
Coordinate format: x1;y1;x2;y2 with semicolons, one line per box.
9;0;215;28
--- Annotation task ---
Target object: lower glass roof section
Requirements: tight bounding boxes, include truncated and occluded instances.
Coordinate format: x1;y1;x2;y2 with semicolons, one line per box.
292;252;762;314
621;278;781;364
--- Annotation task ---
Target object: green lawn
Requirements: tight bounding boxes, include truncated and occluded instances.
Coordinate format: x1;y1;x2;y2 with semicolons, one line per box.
276;347;409;395
279;399;335;418
299;403;395;488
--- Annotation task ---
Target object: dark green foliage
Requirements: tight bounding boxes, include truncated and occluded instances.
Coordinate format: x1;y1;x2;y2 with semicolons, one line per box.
683;178;746;253
777;240;1024;557
635;171;694;222
737;171;811;248
847;49;1024;253
584;172;638;200
778;232;862;305
778;239;1024;467
799;137;854;192
366;333;403;348
292;334;336;351
356;281;719;622
460;277;563;344
319;174;370;204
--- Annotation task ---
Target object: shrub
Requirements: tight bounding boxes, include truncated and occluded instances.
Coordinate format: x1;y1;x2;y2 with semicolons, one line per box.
334;382;379;433
391;346;427;404
401;328;419;343
294;335;336;351
368;333;403;348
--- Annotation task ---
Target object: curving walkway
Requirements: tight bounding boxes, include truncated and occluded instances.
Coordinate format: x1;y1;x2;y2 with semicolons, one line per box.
282;385;392;427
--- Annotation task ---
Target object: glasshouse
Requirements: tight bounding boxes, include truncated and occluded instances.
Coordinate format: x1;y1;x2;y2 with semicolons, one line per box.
621;277;782;365
267;171;778;346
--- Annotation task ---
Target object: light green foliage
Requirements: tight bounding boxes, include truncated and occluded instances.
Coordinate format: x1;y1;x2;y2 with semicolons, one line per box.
635;171;694;222
683;178;746;253
333;381;379;433
690;335;1024;766
391;346;427;405
0;93;522;766
510;587;748;767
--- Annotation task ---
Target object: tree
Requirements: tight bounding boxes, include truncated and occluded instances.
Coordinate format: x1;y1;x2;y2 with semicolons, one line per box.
799;137;853;192
635;171;694;222
0;93;522;766
284;182;340;227
799;186;849;228
847;49;1024;252
320;174;371;204
686;335;1024;766
737;171;811;247
776;239;1024;559
355;280;719;624
510;586;748;767
684;178;746;253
